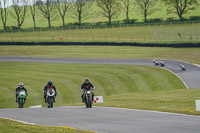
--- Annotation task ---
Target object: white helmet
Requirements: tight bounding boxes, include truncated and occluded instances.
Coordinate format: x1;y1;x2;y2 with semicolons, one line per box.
19;82;24;88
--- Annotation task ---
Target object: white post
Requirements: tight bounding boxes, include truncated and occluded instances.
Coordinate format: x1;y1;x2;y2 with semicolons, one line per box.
196;100;200;111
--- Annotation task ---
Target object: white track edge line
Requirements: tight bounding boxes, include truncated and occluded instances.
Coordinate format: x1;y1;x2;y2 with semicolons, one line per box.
1;117;37;125
162;67;189;89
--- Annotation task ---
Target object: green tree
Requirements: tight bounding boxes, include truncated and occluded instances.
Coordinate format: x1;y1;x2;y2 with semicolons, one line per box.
162;0;199;21
135;0;159;23
56;0;70;27
71;0;93;25
11;0;28;29
96;0;121;25
30;0;37;28
121;0;134;21
38;0;56;28
0;0;8;30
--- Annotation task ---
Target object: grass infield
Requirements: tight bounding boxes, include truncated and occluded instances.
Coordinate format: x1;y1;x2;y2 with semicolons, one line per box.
1;62;199;115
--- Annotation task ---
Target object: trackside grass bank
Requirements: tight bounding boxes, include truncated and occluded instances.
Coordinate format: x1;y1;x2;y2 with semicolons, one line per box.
0;118;93;133
1;62;200;116
0;46;200;64
98;89;200;116
0;23;199;43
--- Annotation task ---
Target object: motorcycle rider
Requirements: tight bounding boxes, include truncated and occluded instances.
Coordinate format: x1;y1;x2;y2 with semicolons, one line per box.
153;60;159;65
43;80;57;103
15;82;28;102
180;64;185;70
80;78;95;103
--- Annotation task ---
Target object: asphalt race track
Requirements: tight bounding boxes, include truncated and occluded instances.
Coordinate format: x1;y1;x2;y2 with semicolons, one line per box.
0;57;200;133
1;106;200;133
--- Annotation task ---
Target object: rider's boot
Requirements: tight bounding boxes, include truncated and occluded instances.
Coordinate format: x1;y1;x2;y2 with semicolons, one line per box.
53;97;55;102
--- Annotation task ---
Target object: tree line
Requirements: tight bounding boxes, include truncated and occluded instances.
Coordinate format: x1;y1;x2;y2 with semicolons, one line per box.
0;0;199;30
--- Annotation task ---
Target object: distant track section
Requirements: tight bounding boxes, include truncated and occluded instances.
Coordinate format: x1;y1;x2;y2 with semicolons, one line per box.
0;57;200;88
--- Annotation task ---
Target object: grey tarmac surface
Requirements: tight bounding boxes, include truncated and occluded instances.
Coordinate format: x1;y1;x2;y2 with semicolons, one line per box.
0;56;200;88
0;57;200;133
1;106;200;133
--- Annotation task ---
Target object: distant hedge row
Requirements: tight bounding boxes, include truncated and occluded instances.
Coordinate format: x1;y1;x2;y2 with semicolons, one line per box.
0;42;199;48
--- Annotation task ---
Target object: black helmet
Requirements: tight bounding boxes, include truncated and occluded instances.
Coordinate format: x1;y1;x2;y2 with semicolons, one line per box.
48;80;53;85
85;78;89;83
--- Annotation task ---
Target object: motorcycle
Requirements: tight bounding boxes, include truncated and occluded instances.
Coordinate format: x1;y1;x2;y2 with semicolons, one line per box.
84;90;93;108
158;61;165;67
17;90;27;108
46;88;55;108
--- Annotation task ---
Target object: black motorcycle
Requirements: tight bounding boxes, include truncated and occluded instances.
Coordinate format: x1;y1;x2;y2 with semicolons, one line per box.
83;90;93;108
46;88;55;108
159;61;165;67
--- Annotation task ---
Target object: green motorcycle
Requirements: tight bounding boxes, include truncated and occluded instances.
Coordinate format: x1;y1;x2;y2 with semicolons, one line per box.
17;90;27;108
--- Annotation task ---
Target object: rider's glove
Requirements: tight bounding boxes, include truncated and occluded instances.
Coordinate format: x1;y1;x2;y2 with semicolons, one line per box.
80;88;83;92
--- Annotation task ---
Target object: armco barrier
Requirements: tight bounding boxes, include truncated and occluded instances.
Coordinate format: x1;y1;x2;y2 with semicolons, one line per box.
0;42;199;48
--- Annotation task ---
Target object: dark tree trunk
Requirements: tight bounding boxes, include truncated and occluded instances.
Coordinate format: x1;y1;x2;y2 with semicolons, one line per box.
48;17;51;28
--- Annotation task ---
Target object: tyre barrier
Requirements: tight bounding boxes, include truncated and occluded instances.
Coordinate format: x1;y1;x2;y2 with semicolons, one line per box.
0;42;199;48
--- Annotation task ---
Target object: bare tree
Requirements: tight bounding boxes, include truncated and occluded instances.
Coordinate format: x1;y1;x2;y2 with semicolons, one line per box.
135;0;159;23
38;0;57;28
121;0;133;21
70;0;93;25
30;0;37;28
0;0;8;30
11;0;28;29
161;0;199;21
96;0;121;25
56;0;70;27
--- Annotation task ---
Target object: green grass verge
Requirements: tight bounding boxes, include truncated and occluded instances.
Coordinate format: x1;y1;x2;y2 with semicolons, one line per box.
0;118;93;133
98;89;200;116
0;23;199;42
0;46;200;64
1;62;199;116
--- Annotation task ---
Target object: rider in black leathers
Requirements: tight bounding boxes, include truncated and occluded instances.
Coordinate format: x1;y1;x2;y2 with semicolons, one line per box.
43;80;57;103
15;82;28;102
80;78;95;102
